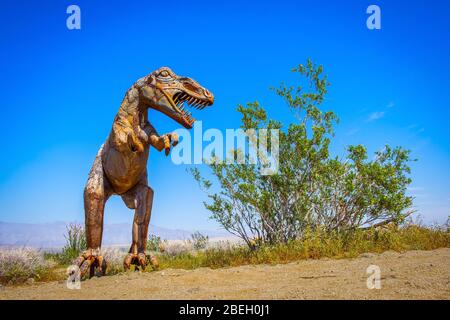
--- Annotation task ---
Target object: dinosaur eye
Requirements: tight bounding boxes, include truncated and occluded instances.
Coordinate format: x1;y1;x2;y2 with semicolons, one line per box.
159;70;169;77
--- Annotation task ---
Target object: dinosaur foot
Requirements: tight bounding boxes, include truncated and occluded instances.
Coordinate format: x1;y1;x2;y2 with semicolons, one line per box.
123;253;159;271
73;248;107;278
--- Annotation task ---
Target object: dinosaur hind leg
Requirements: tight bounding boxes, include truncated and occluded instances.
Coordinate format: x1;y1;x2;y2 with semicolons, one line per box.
121;183;158;270
74;152;111;278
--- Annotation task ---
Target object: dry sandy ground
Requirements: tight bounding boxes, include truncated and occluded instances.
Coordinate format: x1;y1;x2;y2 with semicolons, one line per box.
1;248;449;300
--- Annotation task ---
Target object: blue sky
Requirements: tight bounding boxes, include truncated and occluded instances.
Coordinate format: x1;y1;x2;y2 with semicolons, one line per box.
0;0;449;231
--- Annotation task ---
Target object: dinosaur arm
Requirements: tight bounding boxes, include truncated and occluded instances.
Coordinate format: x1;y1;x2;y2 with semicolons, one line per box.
149;135;166;152
141;122;162;151
143;122;178;154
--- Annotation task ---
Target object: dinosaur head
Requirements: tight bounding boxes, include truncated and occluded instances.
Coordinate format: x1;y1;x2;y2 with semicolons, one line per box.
140;67;214;129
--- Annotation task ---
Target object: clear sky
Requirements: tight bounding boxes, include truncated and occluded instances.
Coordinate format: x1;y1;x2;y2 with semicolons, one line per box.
0;0;449;231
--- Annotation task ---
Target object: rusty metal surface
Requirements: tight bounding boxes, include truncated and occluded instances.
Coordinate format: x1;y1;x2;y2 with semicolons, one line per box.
78;67;214;276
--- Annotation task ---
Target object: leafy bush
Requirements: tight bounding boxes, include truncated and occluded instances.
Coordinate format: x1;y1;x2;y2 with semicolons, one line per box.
0;248;55;284
190;231;209;250
192;59;414;247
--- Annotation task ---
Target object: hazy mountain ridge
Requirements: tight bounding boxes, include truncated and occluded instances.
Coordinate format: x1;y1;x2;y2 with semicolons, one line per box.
0;221;231;249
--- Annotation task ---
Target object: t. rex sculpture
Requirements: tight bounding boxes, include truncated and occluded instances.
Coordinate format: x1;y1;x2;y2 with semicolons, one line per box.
75;67;214;277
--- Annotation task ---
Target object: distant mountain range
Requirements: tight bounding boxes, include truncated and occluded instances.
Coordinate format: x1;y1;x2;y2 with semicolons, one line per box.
0;221;231;249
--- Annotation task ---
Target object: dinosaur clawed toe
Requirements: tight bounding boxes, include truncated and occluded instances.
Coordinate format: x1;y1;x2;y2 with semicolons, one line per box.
73;248;107;279
123;253;159;271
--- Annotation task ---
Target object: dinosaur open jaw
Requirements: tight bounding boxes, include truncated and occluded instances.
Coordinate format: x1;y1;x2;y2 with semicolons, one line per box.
169;92;213;128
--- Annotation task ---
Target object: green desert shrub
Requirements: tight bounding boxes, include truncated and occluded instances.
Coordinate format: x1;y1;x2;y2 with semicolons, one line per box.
147;235;164;252
59;223;87;264
190;231;209;250
192;59;414;248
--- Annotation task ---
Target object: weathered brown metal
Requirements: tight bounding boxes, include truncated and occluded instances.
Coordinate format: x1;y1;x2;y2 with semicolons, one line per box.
77;67;214;277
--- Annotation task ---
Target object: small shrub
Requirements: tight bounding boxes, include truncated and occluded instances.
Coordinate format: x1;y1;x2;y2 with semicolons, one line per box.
190;231;209;250
147;235;167;252
0;247;55;285
59;223;86;264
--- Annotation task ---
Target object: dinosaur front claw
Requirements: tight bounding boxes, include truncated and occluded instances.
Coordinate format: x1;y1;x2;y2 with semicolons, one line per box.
162;132;179;156
73;248;106;278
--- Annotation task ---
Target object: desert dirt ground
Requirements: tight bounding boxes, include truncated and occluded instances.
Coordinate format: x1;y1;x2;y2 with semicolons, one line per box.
1;248;449;300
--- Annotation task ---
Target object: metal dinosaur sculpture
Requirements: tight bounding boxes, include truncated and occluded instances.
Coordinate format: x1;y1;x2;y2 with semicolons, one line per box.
75;67;214;277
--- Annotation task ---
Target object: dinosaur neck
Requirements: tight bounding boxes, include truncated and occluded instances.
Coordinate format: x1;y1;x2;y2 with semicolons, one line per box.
117;86;149;128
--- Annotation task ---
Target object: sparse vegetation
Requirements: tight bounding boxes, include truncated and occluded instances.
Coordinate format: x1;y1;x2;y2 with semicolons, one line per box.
0;248;57;285
42;223;87;266
102;248;127;275
191;231;209;250
162;240;194;257
0;223;449;285
147;235;165;252
59;223;86;264
154;224;450;271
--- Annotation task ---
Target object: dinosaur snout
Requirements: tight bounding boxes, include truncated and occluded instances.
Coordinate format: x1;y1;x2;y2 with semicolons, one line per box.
203;88;214;105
